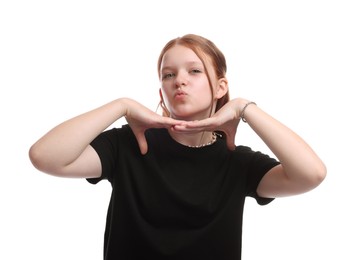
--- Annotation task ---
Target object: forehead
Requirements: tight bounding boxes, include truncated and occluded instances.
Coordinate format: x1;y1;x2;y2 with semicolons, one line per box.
161;45;203;66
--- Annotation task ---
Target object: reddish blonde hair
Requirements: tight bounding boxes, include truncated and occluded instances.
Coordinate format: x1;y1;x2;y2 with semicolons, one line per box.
157;34;229;116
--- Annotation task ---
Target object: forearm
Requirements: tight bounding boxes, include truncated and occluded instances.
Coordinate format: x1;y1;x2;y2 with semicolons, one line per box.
242;101;326;184
29;98;128;173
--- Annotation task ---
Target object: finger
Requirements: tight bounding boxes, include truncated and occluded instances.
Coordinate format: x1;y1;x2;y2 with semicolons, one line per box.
172;124;205;133
184;118;214;128
172;123;215;133
160;117;186;128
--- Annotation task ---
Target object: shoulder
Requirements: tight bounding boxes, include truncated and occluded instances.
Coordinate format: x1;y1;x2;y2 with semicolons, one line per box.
97;124;134;140
232;145;275;161
230;145;280;173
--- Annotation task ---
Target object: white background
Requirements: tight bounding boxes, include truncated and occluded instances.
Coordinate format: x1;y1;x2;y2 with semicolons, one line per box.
1;0;337;259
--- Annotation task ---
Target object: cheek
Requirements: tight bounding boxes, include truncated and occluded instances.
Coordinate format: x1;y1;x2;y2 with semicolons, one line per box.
198;83;213;97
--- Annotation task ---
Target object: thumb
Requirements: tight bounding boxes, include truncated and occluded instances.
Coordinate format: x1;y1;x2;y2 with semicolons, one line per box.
135;132;148;155
225;133;236;151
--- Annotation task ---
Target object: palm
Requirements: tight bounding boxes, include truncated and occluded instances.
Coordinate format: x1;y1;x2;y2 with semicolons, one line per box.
173;104;240;150
124;100;182;154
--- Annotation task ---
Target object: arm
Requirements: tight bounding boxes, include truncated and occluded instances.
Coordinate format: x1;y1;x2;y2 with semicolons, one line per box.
29;98;183;178
240;100;326;198
173;98;327;198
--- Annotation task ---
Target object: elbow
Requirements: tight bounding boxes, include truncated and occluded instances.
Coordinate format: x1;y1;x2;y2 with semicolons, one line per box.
29;144;55;175
28;144;45;172
315;163;327;185
308;162;327;189
29;144;76;178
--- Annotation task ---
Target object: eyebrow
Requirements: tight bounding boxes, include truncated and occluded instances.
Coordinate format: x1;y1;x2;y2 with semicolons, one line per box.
161;61;204;71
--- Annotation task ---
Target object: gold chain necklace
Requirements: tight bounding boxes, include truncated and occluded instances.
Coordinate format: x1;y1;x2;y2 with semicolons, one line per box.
187;132;218;148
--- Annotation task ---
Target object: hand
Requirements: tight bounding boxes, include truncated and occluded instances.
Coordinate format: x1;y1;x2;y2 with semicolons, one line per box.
123;98;183;154
173;99;245;150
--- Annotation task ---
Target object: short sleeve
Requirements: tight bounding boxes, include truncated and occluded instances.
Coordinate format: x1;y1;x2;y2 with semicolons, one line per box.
248;151;280;205
235;146;280;205
86;128;119;184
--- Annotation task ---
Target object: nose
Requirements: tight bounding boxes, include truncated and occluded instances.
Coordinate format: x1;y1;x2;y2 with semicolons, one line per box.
175;70;188;88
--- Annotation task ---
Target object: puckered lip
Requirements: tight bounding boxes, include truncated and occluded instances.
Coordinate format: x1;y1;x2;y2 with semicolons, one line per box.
174;90;187;97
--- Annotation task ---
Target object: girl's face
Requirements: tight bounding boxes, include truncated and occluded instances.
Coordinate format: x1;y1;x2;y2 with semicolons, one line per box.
159;45;220;121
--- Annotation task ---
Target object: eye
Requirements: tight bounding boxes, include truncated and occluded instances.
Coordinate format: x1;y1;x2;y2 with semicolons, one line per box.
162;72;175;80
191;69;202;74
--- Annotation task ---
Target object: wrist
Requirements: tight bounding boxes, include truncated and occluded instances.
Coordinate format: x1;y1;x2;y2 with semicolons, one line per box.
115;97;131;118
239;101;257;122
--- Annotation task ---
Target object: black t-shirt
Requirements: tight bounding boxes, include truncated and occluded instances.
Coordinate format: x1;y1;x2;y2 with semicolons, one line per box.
87;125;280;260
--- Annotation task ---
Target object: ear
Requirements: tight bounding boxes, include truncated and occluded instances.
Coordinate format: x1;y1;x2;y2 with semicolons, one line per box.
215;77;228;99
